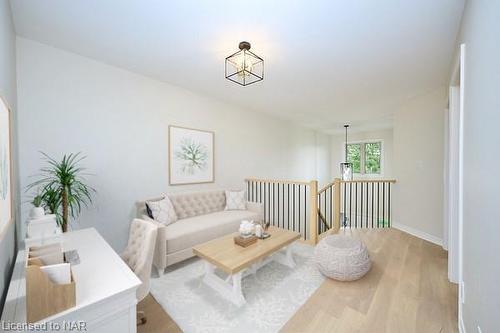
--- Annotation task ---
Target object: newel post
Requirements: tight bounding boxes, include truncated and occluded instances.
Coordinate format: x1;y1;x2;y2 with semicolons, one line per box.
333;178;341;233
309;180;318;245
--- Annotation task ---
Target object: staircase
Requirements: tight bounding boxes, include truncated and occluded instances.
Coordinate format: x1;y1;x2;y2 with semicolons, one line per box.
245;178;396;244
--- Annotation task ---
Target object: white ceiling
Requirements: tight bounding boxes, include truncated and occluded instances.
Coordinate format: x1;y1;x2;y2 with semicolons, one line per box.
9;0;465;134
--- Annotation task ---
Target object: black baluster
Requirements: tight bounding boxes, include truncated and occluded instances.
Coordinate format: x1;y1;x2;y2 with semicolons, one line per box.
355;182;358;228
263;182;267;223
293;184;296;232
330;186;333;230
254;181;257;201
382;182;386;228
365;183;369;228
287;184;290;230
253;181;255;201
325;188;328;230
361;182;364;228
268;182;271;224
304;185;307;240
255;181;258;202
388;182;391;228
340;183;343;229
298;185;301;235
371;182;374;228
273;183;276;225
256;181;258;202
349;182;352;228
278;184;284;227
377;182;380;228
282;184;285;229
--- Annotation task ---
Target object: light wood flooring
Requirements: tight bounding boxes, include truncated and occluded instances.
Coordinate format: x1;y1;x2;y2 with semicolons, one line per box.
137;294;182;333
138;228;458;333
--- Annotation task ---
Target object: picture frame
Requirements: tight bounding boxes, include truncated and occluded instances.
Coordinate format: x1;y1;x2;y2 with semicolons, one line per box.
168;125;214;185
0;95;13;237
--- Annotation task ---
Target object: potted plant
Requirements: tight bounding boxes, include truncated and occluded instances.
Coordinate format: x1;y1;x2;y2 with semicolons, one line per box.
29;193;45;219
41;187;62;223
27;153;96;232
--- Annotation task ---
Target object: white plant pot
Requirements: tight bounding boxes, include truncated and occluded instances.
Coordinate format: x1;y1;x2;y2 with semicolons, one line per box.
30;207;45;219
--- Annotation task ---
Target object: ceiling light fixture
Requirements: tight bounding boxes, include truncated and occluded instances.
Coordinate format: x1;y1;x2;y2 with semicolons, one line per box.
340;124;353;181
225;41;264;86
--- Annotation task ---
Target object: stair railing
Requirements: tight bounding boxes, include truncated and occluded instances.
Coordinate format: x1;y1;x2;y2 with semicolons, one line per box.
245;177;396;244
245;178;318;244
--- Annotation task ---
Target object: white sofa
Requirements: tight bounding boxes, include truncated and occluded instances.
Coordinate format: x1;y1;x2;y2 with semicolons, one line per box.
137;190;263;274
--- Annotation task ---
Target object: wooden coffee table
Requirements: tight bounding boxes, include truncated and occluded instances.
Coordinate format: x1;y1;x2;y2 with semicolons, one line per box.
192;226;301;306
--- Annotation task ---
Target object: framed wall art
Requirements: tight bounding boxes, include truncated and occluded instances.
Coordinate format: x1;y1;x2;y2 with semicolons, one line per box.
168;125;214;185
0;96;13;235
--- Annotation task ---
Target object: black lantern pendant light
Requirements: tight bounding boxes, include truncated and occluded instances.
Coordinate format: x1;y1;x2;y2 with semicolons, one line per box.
340;124;353;181
225;41;264;86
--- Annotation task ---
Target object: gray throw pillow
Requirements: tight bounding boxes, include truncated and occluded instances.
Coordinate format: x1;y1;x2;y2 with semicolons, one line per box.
225;190;247;210
146;196;178;225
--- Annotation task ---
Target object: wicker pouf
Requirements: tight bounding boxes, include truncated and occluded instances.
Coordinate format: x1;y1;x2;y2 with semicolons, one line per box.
314;235;371;281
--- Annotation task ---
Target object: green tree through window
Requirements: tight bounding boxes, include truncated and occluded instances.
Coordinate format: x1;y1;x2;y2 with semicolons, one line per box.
365;142;381;174
345;142;382;175
346;144;361;173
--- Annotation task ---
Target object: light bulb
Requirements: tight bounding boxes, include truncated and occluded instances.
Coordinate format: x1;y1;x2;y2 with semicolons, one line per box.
235;51;252;77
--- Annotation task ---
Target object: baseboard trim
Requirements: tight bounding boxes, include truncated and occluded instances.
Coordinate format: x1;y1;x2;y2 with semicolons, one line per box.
392;222;443;246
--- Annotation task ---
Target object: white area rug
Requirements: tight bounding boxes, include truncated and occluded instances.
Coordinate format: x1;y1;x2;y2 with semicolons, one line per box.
150;243;325;333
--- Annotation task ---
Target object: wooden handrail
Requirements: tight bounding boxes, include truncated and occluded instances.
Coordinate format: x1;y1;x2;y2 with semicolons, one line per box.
340;179;397;183
244;178;311;186
319;179;396;194
318;181;335;194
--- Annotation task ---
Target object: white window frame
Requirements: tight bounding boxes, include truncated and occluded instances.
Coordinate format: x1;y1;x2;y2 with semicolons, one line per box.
343;139;384;177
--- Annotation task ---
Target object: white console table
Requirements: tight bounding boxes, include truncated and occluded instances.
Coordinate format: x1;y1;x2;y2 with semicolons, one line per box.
1;228;141;333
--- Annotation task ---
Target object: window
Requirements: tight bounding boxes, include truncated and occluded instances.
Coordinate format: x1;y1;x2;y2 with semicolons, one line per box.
346;141;382;175
346;143;361;173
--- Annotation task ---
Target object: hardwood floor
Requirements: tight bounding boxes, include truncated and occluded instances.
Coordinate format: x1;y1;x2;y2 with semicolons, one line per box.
138;228;458;333
137;294;182;333
281;228;458;333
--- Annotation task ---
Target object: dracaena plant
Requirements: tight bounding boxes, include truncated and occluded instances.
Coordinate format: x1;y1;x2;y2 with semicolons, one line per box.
27;152;96;232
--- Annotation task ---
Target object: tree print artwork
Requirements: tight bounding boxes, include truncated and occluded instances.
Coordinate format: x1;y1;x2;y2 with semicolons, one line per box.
0;97;12;231
175;138;209;175
169;126;214;185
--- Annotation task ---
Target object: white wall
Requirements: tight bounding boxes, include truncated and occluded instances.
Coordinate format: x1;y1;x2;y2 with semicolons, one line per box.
458;1;500;332
315;132;332;187
16;38;327;251
0;0;17;314
392;88;446;244
330;129;394;179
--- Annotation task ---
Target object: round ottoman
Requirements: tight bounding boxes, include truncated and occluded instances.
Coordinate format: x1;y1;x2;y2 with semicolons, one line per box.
314;235;371;281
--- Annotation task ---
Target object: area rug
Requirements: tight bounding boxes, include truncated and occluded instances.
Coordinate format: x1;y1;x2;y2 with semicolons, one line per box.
149;242;325;333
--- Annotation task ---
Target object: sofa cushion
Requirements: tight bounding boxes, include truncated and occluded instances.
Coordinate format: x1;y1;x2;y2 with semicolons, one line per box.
165;210;261;254
146;196;178;225
225;190;247;210
169;190;226;219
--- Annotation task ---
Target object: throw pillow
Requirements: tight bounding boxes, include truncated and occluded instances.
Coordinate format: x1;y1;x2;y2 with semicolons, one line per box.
225;190;247;210
146;196;178;225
